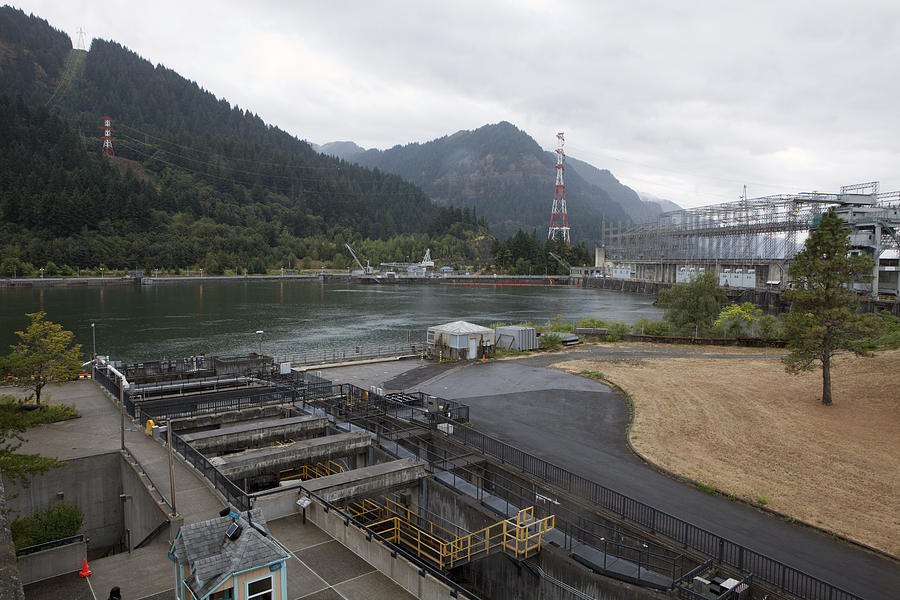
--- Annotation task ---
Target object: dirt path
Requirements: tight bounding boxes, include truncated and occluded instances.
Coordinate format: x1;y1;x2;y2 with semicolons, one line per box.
554;346;900;557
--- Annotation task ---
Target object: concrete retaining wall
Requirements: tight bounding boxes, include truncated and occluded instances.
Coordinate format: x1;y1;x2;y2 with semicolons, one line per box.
251;488;302;521
16;540;86;585
457;546;674;600
305;499;459;600
120;454;174;548
4;453;123;550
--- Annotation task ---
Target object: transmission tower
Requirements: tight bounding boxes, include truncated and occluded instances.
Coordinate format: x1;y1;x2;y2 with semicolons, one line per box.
100;116;115;156
76;27;86;50
547;132;570;245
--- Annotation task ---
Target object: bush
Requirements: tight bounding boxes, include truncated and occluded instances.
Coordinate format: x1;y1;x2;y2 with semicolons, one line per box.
632;318;672;336
875;312;900;348
605;322;630;341
758;314;783;339
540;333;563;350
577;317;608;329
11;502;83;549
547;314;575;333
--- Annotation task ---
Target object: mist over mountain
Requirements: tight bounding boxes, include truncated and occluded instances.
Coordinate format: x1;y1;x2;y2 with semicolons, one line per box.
312;140;368;160
637;192;682;215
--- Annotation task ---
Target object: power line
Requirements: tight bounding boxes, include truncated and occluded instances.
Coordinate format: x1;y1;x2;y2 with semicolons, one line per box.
116;122;341;171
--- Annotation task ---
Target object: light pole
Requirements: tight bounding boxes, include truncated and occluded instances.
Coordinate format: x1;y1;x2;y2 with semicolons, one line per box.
91;323;96;359
256;330;264;356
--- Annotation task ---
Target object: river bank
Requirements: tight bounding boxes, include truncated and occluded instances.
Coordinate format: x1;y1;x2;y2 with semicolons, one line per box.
0;272;577;288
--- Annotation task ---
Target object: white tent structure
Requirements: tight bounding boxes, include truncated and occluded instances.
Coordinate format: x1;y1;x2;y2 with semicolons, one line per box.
426;321;495;360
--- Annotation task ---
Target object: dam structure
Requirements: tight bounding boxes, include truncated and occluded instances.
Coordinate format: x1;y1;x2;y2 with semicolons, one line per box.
586;181;900;299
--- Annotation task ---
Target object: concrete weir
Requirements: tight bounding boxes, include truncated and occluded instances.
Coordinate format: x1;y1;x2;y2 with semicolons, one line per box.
179;415;327;453
279;458;427;503
210;431;372;480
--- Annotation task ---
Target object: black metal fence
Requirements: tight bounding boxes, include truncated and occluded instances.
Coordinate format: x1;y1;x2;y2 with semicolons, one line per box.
275;341;425;367
15;534;84;557
138;386;296;426
172;433;249;511
437;416;861;600
325;384;470;423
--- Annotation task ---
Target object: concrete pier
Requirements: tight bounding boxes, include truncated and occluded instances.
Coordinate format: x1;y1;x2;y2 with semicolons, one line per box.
282;458;427;503
210;431;372;480
179;415;328;453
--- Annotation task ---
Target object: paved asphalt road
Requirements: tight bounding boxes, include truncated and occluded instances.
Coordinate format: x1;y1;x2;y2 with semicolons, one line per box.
398;348;900;600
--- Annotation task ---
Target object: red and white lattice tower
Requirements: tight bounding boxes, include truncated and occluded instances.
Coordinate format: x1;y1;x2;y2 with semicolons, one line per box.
100;116;115;156
547;132;570;245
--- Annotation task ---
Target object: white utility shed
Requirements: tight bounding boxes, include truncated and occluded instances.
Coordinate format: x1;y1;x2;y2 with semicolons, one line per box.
427;321;495;360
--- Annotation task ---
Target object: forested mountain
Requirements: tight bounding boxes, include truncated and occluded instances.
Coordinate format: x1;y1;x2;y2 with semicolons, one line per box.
348;122;630;245
0;6;487;273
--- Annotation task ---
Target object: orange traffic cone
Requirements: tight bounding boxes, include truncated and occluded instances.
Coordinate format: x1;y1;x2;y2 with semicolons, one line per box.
78;557;92;577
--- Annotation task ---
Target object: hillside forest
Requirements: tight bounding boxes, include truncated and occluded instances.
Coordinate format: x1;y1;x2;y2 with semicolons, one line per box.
1;7;612;276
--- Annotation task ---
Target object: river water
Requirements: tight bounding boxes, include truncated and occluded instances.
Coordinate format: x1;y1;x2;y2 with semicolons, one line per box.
0;279;662;362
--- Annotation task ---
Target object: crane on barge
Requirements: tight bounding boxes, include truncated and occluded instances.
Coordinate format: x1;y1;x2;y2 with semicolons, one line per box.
345;244;374;275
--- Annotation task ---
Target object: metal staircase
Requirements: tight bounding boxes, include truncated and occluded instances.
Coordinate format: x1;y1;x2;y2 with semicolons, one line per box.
344;497;555;570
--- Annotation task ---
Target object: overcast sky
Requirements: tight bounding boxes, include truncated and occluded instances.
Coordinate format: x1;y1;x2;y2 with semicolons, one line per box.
10;0;900;208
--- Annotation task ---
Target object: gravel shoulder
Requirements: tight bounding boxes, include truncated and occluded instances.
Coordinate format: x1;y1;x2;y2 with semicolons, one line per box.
553;345;900;557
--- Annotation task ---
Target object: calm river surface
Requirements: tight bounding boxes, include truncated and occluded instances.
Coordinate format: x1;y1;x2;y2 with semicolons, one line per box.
0;279;662;362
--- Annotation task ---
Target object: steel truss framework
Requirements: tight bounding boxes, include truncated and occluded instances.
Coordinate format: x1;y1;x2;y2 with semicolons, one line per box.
606;183;900;263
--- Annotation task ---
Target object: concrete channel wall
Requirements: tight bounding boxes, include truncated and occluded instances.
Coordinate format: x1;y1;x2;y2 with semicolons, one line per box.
16;540;86;585
457;547;674;600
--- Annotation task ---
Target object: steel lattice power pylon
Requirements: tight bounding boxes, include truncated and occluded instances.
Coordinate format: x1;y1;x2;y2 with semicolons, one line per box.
547;132;570;245
100;116;115;156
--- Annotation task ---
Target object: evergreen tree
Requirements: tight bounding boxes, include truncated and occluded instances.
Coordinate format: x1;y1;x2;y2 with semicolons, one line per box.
782;210;880;405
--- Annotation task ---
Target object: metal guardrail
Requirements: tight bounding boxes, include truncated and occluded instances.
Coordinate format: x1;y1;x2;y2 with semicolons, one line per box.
251;481;480;599
137;386;296;426
172;433;250;511
123;446;173;509
297;391;687;586
437;416;862;600
15;534;84;556
275;342;424;367
135;518;170;549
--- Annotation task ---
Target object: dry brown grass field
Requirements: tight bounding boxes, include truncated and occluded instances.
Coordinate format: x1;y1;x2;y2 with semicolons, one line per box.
554;346;900;557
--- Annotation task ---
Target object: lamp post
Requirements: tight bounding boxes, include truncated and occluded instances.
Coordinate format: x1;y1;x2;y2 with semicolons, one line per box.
256;330;264;356
91;322;96;359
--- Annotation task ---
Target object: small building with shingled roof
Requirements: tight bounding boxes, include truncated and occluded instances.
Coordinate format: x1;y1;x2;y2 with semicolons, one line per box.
169;508;289;600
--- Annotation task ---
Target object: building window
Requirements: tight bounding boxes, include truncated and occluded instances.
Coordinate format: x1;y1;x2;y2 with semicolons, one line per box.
247;576;273;600
210;589;234;600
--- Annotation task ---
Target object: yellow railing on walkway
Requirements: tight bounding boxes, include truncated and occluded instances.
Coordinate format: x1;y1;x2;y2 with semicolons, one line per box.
278;460;344;483
342;498;554;570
